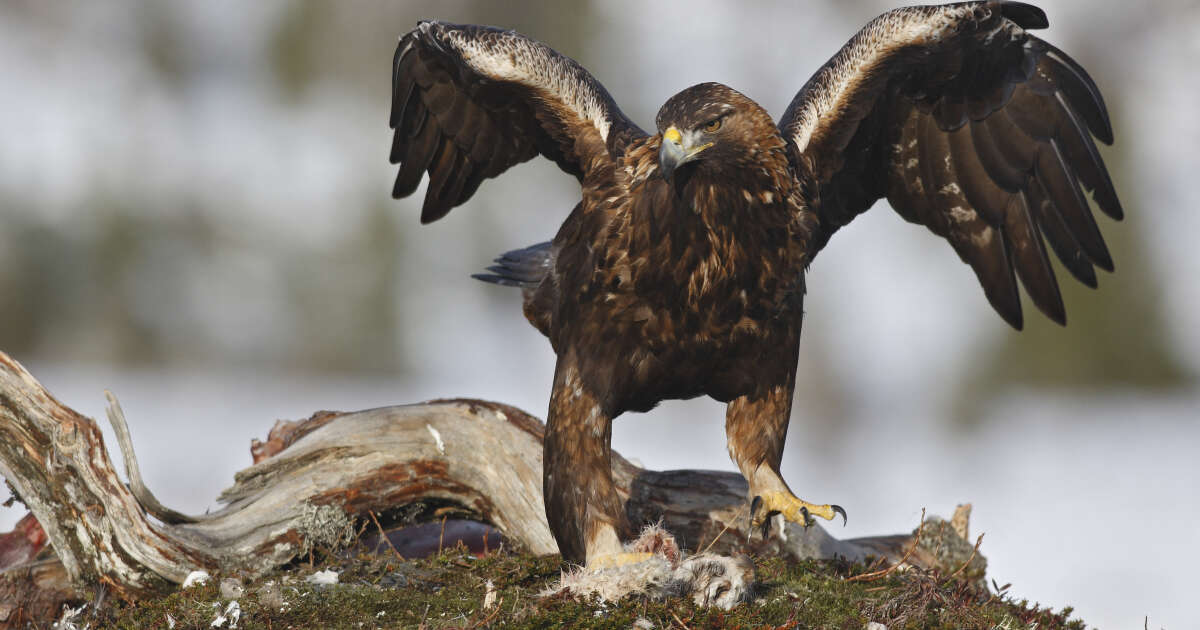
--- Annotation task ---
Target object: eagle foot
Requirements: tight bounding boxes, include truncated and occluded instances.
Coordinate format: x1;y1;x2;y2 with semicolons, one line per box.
749;490;846;538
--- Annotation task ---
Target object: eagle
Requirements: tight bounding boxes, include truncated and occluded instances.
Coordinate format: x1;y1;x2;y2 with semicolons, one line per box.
388;1;1121;567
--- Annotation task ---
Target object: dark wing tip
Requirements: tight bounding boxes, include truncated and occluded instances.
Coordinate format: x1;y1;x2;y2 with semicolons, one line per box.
1044;45;1115;145
1078;267;1099;289
1001;2;1049;30
1041;298;1068;327
988;276;1026;331
1001;305;1025;331
1104;198;1126;222
419;205;450;224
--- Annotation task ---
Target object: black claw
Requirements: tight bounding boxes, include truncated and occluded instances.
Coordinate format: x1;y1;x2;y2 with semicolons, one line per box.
748;495;763;542
799;505;812;528
831;504;847;526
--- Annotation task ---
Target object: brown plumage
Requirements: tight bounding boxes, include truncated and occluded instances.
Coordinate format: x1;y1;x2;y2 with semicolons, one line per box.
389;2;1122;566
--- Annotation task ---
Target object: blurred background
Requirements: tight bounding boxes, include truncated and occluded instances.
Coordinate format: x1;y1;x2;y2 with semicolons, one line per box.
0;1;1196;627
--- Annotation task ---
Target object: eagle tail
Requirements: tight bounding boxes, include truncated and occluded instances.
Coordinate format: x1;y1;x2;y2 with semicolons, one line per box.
471;241;552;288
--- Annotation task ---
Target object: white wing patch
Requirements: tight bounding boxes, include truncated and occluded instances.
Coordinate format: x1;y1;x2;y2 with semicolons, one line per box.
437;24;614;143
786;5;983;154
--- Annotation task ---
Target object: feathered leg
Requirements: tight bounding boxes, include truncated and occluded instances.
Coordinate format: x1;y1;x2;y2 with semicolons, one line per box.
725;356;845;537
543;352;642;566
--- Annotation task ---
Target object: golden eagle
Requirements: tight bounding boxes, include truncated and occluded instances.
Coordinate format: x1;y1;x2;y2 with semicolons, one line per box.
389;1;1121;566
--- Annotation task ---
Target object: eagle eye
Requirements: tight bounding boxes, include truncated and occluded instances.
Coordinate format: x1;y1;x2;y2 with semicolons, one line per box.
703;118;722;133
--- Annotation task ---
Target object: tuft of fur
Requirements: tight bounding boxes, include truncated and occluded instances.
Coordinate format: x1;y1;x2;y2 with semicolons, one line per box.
543;524;755;610
626;522;682;567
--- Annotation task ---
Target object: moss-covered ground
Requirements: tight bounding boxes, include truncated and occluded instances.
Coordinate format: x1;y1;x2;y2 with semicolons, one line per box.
82;546;1087;629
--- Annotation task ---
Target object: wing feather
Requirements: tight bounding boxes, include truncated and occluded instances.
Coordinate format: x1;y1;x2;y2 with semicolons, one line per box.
1007;191;1065;323
948;122;1065;322
779;1;1121;328
1043;45;1113;143
921;112;1024;328
390;21;646;223
1037;139;1114;270
985;109;1038;176
421;141;460;222
1027;177;1098;287
393;110;440;199
1053;92;1122;220
969;113;1027;192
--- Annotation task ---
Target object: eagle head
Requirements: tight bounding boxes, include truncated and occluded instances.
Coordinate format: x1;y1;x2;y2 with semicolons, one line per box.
655;82;776;182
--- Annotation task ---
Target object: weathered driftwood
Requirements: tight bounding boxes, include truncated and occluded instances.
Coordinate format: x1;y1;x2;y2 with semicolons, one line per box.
0;349;965;616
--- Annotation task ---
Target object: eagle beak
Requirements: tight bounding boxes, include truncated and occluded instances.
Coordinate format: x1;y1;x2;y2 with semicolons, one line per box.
659;126;712;180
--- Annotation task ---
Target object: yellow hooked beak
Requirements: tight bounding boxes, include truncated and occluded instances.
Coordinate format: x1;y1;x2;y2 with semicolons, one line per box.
659;125;713;180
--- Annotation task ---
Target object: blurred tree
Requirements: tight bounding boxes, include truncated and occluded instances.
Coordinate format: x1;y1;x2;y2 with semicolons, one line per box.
0;217;64;358
138;3;190;88
270;0;330;102
282;200;402;373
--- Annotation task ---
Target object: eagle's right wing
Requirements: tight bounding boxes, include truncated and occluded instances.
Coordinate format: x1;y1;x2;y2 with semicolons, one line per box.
390;21;647;223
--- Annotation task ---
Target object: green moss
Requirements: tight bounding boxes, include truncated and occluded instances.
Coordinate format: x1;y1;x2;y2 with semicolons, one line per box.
87;546;1088;629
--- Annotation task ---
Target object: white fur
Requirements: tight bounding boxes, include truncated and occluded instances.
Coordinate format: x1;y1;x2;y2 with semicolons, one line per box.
543;524;755;610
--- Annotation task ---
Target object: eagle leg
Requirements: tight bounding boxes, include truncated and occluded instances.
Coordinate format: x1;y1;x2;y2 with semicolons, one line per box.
725;379;846;540
543;352;636;566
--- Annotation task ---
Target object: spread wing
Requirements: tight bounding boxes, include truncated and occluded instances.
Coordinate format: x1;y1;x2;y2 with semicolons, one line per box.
390;21;647;223
779;1;1122;329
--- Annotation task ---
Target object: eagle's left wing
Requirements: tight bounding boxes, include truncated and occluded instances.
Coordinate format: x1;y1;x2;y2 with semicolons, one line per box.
779;1;1121;329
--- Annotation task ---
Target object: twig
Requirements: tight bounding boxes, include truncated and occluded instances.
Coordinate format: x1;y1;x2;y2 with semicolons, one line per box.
671;611;692;629
354;518;369;542
369;511;403;560
942;533;985;583
470;597;503;628
104;391;198;524
439;515;448;553
700;504;747;555
846;508;927;583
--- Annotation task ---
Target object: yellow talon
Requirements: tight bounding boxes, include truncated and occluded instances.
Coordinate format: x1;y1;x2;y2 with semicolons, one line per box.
752;490;847;530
